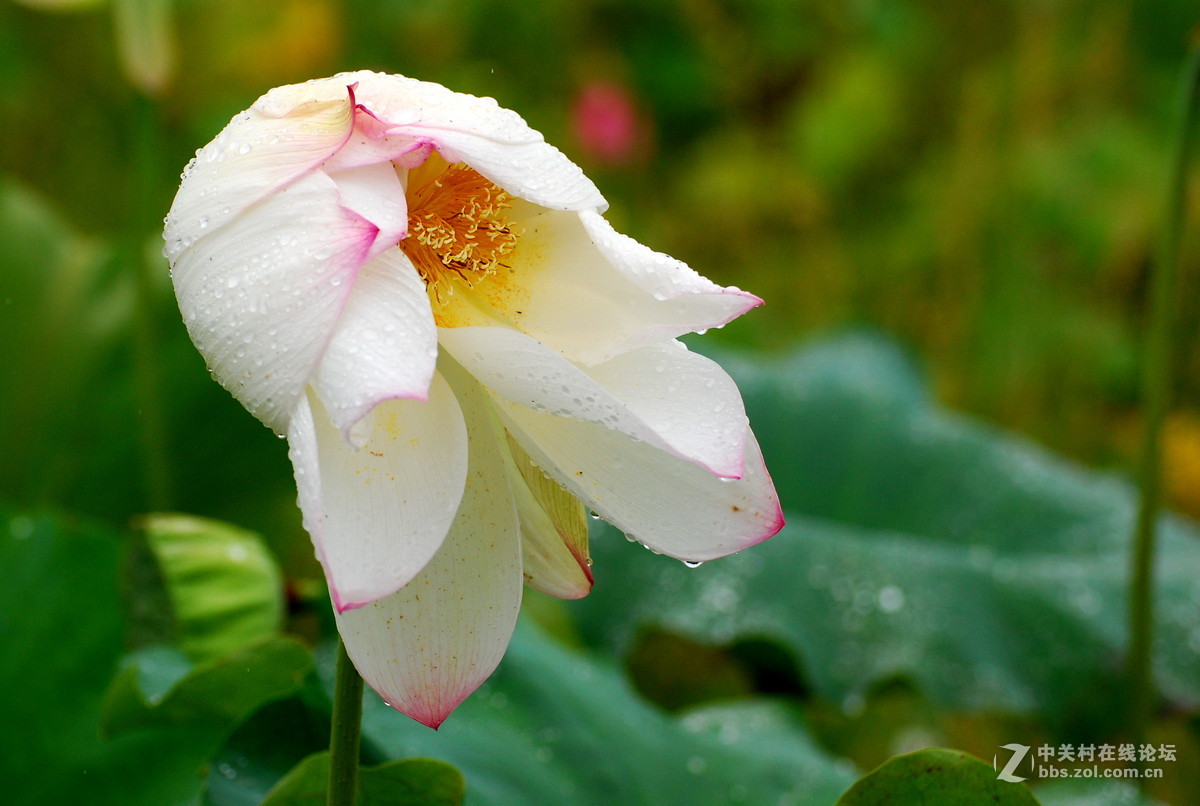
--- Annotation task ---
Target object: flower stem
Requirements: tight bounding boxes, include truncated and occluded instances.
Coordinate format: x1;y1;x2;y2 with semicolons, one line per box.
327;638;364;806
1127;38;1200;751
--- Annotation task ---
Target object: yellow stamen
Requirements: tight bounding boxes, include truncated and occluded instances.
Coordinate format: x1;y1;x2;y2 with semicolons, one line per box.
399;155;519;304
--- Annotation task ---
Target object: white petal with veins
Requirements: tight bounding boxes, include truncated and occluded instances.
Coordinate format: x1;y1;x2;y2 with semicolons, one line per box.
171;170;375;433
499;403;783;562
288;377;468;612
165;93;353;261
334;358;522;728
585;340;749;478
439;327;747;476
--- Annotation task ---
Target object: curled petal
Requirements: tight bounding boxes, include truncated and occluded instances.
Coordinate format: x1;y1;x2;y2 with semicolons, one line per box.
438;327;746;476
335;357;522;728
165;91;354;262
321;94;432;172
171;171;376;433
287;377;469;612
327;160;410;260
237;71;605;212
498;403;784;563
312;250;437;442
344;71;606;212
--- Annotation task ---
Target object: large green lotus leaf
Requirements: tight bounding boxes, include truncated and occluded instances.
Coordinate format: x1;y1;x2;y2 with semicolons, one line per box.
573;333;1200;717
0;510;218;806
836;747;1039;805
353;619;858;806
208;618;856;805
203;697;331;806
139;513;285;662
258;752;465;806
0;511;125;806
0;509;312;806
101;636;311;734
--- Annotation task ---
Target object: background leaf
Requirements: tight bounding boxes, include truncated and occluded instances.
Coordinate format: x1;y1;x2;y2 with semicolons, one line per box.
0;509;314;806
0;511;125;806
258;752;465;806
139;513;285;662
574;334;1200;726
835;748;1039;805
349;619;859;806
101;636;312;735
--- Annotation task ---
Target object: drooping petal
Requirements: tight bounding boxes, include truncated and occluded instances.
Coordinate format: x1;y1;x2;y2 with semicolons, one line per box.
582;340;750;478
164;90;354;262
579;210;760;317
502;431;591;599
334;357;522;728
312;249;437;442
438;327;747;476
286;377;469;613
344;71;606;212
496;402;784;563
432;206;760;365
171;171;377;433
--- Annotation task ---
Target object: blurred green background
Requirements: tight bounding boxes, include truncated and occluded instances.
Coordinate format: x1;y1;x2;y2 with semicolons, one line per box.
3;0;1200;804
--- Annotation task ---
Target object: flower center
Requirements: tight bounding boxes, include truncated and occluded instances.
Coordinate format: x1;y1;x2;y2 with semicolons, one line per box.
399;154;520;302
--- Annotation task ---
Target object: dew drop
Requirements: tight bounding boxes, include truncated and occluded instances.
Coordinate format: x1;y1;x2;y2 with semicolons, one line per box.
683;560;704;569
878;585;905;613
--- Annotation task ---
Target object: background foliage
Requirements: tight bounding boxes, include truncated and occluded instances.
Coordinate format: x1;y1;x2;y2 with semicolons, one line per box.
2;0;1199;803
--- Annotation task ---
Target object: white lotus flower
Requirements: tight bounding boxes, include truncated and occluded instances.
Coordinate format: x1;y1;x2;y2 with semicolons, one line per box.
163;71;783;728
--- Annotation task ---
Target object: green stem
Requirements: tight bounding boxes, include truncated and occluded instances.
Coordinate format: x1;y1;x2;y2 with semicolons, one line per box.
1127;40;1200;751
328;639;364;806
